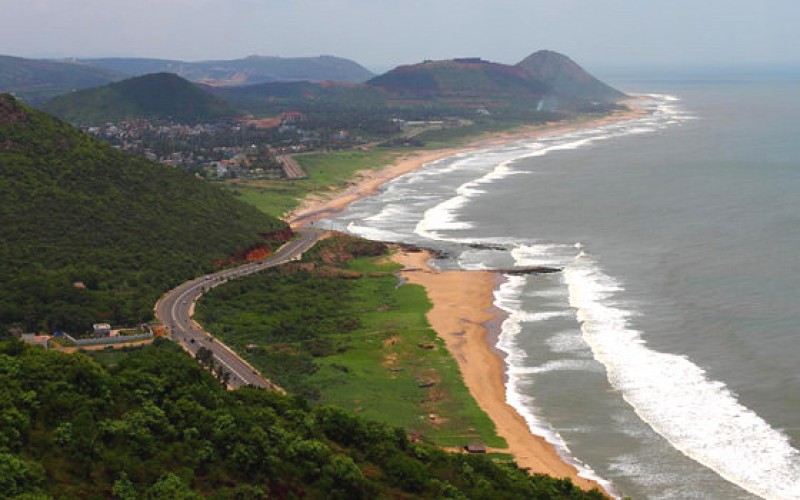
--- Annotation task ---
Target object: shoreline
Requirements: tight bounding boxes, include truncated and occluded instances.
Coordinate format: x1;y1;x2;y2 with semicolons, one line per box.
287;97;647;229
285;104;648;495
391;248;605;493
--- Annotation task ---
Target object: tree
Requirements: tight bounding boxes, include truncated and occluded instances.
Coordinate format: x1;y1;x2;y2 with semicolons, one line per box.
0;452;44;497
145;472;198;500
112;472;137;500
195;347;215;370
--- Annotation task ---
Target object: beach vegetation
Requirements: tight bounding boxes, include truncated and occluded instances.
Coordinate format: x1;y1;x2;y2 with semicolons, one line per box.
196;233;507;449
224;149;398;217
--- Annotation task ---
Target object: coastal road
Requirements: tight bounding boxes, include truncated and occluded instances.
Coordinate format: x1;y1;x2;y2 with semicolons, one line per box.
155;227;324;389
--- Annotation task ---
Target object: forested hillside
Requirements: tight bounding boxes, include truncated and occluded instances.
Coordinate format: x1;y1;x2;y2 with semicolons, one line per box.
0;339;604;499
0;94;287;333
43;73;237;124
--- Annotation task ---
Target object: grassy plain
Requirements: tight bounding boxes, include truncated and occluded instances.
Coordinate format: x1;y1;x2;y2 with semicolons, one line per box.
224;149;398;218
310;255;505;448
222;117;557;219
196;237;506;449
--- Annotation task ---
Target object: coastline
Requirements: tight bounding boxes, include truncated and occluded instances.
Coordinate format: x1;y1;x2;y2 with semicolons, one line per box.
285;103;648;495
287;97;647;229
391;248;604;493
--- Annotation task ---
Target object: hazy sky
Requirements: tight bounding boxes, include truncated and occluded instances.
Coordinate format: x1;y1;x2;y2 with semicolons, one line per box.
3;0;798;71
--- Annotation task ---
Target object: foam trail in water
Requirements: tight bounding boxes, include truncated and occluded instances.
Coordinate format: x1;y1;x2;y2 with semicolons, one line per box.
494;273;618;495
565;254;800;499
415;95;692;242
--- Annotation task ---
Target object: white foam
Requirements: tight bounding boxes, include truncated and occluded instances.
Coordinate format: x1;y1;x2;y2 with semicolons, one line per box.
565;255;800;499
524;310;574;322
414;95;693;243
344;223;403;242
511;359;603;375
493;273;618;495
365;204;412;222
529;287;569;299
511;244;574;267
546;330;592;354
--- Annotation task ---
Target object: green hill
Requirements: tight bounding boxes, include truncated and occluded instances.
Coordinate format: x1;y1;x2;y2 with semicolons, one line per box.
516;50;626;104
0;94;287;333
218;54;626;120
0;54;124;105
43;72;238;124
81;54;376;86
367;58;548;111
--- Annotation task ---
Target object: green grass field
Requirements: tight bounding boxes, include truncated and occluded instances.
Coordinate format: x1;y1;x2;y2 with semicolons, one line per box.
308;255;505;448
224;149;398;218
196;241;507;450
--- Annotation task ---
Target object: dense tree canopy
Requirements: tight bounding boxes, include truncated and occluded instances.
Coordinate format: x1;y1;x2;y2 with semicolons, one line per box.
0;94;287;333
0;339;604;499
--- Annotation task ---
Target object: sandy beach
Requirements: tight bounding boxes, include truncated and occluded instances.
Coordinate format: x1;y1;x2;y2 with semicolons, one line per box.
285;104;647;494
391;248;604;493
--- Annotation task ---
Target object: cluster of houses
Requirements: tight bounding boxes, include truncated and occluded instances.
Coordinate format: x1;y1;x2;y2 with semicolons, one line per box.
81;111;368;180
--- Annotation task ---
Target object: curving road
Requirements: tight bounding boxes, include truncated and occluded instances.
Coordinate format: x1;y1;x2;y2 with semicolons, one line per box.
154;227;324;389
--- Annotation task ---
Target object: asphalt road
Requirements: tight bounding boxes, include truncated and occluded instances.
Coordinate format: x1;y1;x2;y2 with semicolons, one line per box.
154;227;324;389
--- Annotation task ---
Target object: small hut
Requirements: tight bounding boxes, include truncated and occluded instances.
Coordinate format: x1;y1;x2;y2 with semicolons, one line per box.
465;441;487;454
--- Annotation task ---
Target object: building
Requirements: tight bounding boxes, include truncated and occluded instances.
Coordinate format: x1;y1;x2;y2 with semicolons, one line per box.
465;441;487;454
93;323;112;336
280;111;306;124
20;334;51;349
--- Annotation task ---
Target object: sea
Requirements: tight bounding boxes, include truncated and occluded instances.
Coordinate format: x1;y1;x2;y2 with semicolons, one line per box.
324;69;800;499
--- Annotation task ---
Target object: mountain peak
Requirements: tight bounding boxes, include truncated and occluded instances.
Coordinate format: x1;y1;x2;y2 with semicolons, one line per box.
368;58;545;99
516;50;626;103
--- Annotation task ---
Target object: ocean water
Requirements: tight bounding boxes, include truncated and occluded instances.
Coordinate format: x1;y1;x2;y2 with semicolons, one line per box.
328;75;800;499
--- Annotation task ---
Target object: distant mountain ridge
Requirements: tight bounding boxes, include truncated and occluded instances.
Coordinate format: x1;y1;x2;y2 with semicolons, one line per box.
43;72;237;124
78;55;376;86
0;54;375;105
364;51;624;111
0;54;125;104
37;50;626;125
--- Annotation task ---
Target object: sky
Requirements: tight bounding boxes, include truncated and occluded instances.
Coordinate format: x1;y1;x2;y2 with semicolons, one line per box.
2;0;798;73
